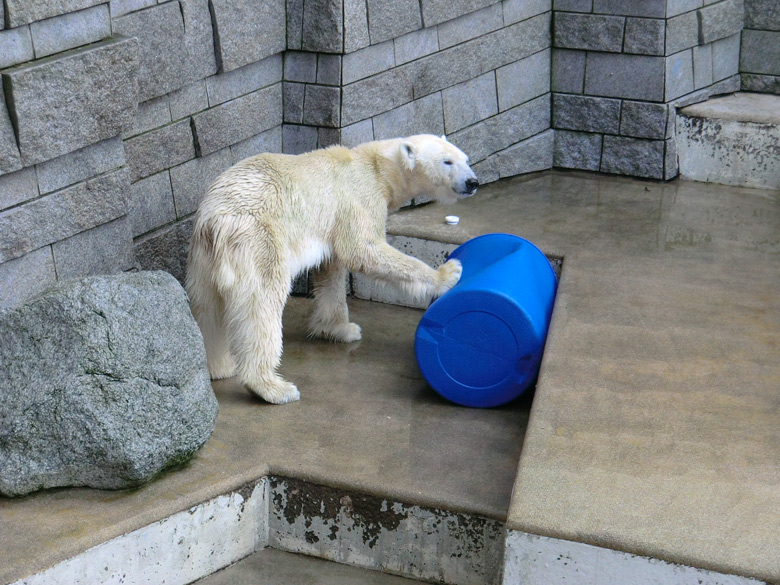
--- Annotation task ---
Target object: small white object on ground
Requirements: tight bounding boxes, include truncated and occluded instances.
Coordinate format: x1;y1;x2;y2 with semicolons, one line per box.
445;215;460;225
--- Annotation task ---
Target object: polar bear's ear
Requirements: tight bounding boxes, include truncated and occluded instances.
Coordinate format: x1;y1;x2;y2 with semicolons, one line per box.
401;142;416;170
441;134;448;142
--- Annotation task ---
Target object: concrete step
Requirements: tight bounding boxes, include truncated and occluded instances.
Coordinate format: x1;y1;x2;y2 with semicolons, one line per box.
676;92;780;190
196;548;428;585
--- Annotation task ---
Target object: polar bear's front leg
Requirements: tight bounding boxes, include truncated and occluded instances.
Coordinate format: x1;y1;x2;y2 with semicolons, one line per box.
355;242;462;302
309;261;362;342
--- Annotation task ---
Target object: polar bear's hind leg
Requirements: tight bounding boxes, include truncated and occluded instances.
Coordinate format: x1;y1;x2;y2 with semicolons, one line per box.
211;216;300;404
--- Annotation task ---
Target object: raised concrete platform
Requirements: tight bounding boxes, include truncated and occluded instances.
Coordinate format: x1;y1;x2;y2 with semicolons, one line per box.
676;92;780;190
1;171;778;584
388;171;779;583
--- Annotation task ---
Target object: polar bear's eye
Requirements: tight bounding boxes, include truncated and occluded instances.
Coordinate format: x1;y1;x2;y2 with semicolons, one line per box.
443;160;453;166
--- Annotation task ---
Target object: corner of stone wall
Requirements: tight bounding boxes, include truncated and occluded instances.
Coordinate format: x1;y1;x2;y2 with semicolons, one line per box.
0;0;287;308
282;0;555;184
551;0;745;181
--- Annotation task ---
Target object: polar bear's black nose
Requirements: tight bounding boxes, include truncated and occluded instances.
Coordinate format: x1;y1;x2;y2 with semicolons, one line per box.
466;178;479;193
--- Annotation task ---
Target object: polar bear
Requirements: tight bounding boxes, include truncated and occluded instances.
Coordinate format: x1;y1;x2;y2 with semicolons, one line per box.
186;134;478;404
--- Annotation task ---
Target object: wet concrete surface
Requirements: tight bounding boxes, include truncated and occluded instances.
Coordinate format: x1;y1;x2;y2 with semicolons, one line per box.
389;170;780;582
0;298;531;584
197;547;428;585
1;170;777;583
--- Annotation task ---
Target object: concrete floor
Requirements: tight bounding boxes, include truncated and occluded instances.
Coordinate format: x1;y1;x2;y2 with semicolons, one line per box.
0;298;531;584
197;548;427;585
389;170;780;582
0;170;777;584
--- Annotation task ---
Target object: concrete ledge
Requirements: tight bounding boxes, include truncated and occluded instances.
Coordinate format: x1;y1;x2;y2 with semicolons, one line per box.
503;531;766;585
677;92;780;189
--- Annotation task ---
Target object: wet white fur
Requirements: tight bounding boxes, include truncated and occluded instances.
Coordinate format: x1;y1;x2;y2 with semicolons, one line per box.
186;134;478;404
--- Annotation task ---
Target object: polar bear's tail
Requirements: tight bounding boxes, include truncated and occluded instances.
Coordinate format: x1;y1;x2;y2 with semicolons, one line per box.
186;214;297;403
186;214;252;380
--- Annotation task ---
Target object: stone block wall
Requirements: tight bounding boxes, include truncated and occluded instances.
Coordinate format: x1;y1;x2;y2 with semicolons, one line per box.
281;0;554;184
551;0;743;180
1;0;553;308
1;0;777;307
0;0;285;308
740;0;780;94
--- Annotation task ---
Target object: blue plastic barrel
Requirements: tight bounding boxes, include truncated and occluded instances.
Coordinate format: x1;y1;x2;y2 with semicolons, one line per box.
415;233;558;408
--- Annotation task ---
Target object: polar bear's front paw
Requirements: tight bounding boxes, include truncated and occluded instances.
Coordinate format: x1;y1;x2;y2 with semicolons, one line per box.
309;321;362;343
436;258;462;294
334;322;362;343
246;376;301;404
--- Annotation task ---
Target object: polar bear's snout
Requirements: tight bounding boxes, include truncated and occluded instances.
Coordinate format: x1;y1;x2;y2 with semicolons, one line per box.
455;169;479;197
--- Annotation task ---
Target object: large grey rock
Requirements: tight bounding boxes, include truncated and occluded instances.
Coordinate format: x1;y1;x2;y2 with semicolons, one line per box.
0;271;217;497
2;36;139;167
211;0;285;72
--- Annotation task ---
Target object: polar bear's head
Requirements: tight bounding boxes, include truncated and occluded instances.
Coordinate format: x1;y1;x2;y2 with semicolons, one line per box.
399;135;478;204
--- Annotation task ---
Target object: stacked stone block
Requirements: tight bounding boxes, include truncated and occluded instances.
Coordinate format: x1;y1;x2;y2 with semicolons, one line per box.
3;0;777;308
282;0;554;183
740;0;780;94
0;0;285;308
551;0;744;180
